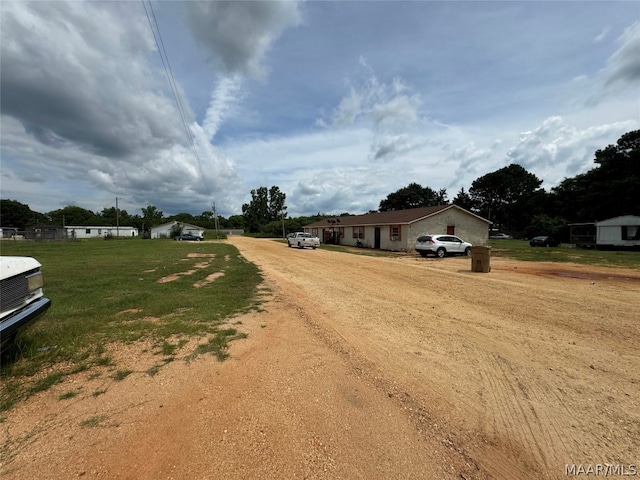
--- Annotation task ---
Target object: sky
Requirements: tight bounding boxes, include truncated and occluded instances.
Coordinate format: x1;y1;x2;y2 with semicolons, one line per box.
1;1;639;219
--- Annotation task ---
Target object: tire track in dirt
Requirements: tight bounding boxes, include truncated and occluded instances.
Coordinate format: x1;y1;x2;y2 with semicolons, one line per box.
230;238;640;480
5;237;638;480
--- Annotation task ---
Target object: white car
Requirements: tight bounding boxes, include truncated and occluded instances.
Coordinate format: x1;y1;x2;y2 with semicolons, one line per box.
287;232;320;249
1;256;51;348
489;233;511;239
415;234;472;258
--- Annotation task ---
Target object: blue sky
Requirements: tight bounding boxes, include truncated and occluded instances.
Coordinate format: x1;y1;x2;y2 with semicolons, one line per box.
1;1;638;219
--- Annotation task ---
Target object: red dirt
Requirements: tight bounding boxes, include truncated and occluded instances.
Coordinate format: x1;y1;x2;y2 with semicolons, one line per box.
2;237;639;479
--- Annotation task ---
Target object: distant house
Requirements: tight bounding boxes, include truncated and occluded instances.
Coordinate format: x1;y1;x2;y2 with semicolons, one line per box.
569;215;640;249
65;226;139;239
568;222;597;248
221;229;245;236
304;205;491;251
25;225;65;241
150;221;205;239
596;215;640;248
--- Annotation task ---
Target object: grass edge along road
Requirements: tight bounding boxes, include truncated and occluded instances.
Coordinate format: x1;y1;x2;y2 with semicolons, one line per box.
316;237;640;269
487;238;640;268
0;238;265;414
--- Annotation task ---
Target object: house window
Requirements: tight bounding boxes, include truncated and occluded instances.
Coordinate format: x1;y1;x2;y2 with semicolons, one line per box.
312;228;319;237
622;226;640;240
353;227;364;239
447;225;455;235
390;225;401;241
85;229;91;234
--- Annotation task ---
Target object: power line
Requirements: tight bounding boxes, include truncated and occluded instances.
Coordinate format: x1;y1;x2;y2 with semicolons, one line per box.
142;0;201;167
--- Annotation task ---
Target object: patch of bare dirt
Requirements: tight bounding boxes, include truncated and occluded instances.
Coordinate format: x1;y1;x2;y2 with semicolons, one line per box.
2;238;639;479
156;254;218;283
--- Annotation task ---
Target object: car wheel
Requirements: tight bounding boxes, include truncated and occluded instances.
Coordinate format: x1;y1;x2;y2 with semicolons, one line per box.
298;242;303;249
288;243;292;248
464;247;471;256
436;247;446;258
419;251;427;257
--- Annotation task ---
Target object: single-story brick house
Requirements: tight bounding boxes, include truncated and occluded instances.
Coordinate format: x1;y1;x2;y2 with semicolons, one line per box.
150;221;205;239
304;205;491;251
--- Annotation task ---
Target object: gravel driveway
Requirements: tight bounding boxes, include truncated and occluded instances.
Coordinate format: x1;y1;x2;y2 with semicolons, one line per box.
3;237;639;479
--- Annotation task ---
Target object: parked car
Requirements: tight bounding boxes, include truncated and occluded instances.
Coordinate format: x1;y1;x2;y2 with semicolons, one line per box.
415;234;472;258
489;233;512;239
174;234;202;241
529;236;560;247
287;232;320;249
1;256;51;350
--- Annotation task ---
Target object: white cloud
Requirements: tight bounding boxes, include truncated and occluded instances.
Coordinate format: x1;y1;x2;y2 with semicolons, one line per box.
185;1;302;79
602;21;640;88
203;76;245;140
0;1;185;157
1;1;638;219
318;65;426;161
506;117;637;188
594;25;611;43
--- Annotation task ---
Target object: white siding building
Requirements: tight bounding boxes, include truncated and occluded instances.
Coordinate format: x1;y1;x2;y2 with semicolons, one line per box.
65;226;138;239
150;221;205;239
596;215;640;248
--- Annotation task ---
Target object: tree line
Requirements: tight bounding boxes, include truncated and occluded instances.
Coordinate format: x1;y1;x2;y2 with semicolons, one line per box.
1;130;638;240
376;130;639;239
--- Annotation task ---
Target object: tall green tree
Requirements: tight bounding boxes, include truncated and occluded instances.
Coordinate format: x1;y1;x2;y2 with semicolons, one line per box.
469;164;543;231
170;212;197;225
48;205;99;226
0;199;47;230
551;130;640;221
524;214;568;240
379;183;443;211
452;188;474;211
226;215;245;229
141;205;164;227
268;186;287;223
99;207;131;226
242;186;287;233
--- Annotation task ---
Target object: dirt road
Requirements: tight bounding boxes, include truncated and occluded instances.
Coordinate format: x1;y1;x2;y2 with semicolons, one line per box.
2;237;639;479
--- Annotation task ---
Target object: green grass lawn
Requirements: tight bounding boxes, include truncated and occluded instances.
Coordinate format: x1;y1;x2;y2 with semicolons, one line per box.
1;238;264;412
316;237;640;269
487;239;640;269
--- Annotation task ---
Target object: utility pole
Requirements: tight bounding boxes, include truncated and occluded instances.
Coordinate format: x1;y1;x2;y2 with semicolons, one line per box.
212;202;219;237
116;197;120;238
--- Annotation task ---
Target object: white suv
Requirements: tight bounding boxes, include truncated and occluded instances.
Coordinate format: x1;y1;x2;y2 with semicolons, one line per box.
415;235;472;258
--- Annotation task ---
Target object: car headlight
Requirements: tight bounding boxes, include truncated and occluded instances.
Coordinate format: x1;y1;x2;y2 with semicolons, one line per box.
26;271;43;293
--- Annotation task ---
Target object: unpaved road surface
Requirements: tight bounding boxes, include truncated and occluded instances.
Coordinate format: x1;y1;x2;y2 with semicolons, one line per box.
2;237;639;479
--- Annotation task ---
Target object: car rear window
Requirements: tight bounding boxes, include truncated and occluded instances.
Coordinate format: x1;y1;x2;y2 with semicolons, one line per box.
417;236;431;242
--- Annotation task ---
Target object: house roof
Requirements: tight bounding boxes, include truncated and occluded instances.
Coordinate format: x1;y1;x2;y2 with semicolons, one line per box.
151;220;205;231
305;205;491;228
65;225;137;229
596;215;640;226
